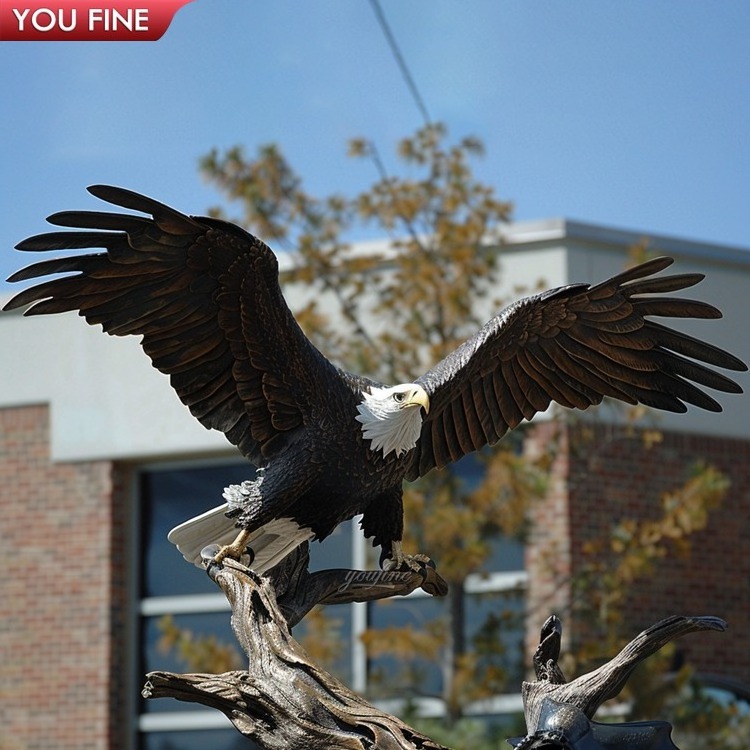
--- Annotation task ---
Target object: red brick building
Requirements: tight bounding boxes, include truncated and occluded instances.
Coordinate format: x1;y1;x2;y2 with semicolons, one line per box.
1;221;748;748
1;405;130;749
525;421;750;677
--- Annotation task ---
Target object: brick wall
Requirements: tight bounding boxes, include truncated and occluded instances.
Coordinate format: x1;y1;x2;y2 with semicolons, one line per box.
524;421;573;657
0;404;131;750
571;422;749;680
526;418;750;684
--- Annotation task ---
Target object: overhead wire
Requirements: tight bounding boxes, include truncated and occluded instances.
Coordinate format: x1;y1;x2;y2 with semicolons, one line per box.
368;0;432;126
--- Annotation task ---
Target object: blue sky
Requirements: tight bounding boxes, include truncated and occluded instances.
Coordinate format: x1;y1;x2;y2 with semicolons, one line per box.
1;1;748;291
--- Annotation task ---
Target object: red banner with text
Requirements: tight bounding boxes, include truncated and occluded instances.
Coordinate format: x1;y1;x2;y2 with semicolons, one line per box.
0;0;193;41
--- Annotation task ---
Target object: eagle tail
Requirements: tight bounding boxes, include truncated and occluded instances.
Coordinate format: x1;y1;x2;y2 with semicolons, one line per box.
167;504;314;574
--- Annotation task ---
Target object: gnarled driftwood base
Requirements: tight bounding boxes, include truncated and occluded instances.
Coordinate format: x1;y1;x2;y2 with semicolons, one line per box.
143;551;450;749
143;543;727;749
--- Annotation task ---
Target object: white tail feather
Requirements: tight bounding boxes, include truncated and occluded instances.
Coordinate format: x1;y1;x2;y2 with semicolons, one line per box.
168;504;314;574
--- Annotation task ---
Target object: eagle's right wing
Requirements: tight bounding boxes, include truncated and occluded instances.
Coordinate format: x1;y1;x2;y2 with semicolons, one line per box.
407;257;747;480
4;185;342;465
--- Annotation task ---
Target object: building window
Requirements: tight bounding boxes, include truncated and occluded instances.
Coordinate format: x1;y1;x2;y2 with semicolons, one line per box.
138;461;255;747
136;457;526;746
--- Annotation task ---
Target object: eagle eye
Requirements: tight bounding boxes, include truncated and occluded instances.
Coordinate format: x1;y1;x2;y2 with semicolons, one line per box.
393;392;405;403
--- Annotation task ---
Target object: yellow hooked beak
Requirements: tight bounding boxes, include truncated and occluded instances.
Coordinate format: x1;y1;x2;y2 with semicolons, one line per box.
403;386;430;414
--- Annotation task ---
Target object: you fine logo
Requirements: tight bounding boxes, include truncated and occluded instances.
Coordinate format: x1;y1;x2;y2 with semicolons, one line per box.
0;0;193;41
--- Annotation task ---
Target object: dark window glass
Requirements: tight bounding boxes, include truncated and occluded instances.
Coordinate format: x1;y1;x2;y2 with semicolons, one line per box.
441;451;526;574
140;463;357;597
480;535;525;574
140;611;241;713
367;595;446;698
366;588;526;700
140;728;259;750
466;589;526;688
140;462;255;597
308;517;353;571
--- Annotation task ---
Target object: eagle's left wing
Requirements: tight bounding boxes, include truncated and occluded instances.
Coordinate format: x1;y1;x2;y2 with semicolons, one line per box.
3;185;343;465
407;257;746;480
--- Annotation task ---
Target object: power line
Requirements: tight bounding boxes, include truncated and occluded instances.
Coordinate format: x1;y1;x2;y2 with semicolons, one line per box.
368;0;432;127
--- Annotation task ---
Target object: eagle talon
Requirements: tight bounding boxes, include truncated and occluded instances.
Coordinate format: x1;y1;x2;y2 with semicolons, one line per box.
382;541;430;572
213;529;254;566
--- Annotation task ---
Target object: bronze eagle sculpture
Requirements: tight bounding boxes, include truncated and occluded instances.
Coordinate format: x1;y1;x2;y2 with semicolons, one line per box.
4;186;746;572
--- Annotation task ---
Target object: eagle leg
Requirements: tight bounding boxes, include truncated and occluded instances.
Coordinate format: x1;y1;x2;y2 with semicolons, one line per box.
213;528;255;565
215;475;268;564
382;540;431;573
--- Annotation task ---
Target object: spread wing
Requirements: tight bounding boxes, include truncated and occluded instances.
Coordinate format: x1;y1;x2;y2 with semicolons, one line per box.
408;257;747;480
3;185;344;465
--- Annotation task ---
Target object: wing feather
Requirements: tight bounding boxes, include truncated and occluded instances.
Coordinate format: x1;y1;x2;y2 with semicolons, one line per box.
431;414;453;469
469;378;498;445
408;257;746;480
495;364;525;428
516;349;572;409
511;356;551;414
463;389;487;452
417;418;436;475
482;373;508;440
4;185;345;463
633;297;722;319
450;396;475;457
531;343;607;405
539;335;632;402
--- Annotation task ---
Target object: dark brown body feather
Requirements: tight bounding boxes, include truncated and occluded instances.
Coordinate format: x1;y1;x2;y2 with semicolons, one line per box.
4;186;746;563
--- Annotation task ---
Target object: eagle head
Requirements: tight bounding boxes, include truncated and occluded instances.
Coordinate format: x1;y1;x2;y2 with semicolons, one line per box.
355;383;430;458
